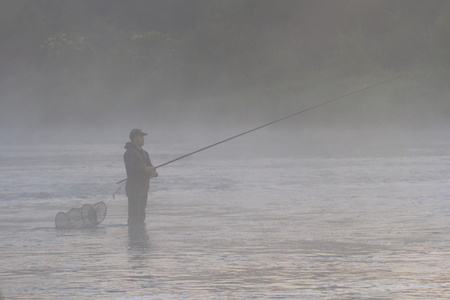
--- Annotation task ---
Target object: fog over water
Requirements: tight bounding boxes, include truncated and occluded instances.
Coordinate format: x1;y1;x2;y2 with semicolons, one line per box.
2;72;449;157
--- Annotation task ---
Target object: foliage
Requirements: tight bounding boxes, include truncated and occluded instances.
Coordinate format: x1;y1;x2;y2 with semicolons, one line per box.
3;1;449;84
1;0;450;128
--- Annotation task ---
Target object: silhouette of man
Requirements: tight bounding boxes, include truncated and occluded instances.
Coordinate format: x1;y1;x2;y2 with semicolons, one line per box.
123;129;157;226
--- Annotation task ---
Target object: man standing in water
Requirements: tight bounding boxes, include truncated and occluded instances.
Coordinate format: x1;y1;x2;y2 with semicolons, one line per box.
124;129;157;226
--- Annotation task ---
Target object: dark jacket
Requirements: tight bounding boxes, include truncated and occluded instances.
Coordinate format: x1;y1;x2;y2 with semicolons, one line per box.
123;142;153;197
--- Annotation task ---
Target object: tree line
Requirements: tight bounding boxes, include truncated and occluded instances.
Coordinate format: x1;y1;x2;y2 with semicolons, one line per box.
1;0;449;127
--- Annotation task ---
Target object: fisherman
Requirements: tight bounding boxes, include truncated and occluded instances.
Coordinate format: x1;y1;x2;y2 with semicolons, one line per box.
123;129;157;226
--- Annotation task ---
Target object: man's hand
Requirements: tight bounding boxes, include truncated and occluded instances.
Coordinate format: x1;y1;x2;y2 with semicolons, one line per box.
146;166;158;177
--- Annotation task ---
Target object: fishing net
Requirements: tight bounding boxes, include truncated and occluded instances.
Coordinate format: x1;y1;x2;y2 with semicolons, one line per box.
55;201;107;229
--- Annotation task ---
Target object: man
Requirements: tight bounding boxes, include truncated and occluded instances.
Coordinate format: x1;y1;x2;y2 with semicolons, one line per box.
123;129;157;226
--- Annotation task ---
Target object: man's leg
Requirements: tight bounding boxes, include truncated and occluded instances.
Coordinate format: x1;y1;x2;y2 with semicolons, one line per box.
138;195;148;224
128;196;139;226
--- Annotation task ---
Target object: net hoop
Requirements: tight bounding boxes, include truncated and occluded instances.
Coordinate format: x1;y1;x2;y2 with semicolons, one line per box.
55;201;108;229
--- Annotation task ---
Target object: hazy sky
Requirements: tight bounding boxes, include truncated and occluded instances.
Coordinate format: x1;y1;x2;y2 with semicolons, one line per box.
0;0;448;145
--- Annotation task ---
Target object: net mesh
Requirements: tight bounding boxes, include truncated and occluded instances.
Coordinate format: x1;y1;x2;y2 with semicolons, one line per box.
55;201;107;229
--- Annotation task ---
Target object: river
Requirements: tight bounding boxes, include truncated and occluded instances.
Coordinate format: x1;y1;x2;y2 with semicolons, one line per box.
0;138;449;299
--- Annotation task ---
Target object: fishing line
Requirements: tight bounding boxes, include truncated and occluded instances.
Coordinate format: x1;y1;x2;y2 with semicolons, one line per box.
110;181;126;204
116;75;400;185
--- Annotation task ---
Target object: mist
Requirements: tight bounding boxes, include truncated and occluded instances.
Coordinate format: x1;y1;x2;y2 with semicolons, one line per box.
1;0;449;155
2;2;450;298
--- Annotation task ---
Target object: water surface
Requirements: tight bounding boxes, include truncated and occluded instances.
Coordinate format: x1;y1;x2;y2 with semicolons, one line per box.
0;142;449;299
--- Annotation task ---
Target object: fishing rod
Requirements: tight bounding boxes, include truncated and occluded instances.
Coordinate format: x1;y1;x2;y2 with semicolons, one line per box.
117;75;400;185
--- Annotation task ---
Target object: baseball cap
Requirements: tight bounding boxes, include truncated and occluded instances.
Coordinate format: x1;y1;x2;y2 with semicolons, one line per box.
129;129;148;139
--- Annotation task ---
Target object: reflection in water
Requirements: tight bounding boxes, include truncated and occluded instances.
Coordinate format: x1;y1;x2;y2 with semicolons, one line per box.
128;224;151;268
